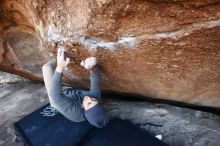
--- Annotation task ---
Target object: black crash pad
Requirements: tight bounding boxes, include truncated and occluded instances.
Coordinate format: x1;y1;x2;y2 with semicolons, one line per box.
14;104;93;146
14;104;168;146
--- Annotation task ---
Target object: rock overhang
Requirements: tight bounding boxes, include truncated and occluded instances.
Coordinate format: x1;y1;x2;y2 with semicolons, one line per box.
0;0;220;107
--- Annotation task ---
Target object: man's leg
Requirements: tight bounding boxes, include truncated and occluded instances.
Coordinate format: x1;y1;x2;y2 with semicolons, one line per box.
42;59;57;107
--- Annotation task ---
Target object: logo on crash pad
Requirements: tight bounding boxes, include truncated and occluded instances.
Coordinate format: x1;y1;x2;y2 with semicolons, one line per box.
40;106;58;117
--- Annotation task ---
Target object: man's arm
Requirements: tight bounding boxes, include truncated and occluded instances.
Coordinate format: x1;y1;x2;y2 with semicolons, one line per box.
80;57;101;101
50;48;84;122
89;66;101;101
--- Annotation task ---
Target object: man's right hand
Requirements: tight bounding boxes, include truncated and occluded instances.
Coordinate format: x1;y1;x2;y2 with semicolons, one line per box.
80;57;97;70
56;48;70;73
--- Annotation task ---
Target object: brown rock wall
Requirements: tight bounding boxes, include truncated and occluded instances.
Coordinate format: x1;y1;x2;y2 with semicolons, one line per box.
0;0;49;80
0;0;219;107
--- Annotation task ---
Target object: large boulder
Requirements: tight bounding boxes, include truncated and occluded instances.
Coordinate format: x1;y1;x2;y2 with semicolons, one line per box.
0;0;220;107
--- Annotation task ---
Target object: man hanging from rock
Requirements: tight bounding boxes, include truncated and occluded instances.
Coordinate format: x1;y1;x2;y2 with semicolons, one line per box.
42;48;109;128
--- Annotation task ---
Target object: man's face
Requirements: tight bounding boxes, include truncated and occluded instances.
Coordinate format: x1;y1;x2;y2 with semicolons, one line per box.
82;96;98;111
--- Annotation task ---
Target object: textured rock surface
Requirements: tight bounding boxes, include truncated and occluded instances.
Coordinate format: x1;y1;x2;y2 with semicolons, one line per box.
0;0;220;107
106;99;220;146
0;71;29;83
0;82;220;146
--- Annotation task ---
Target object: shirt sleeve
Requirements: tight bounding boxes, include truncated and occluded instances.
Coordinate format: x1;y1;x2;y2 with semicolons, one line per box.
50;71;84;122
89;66;101;101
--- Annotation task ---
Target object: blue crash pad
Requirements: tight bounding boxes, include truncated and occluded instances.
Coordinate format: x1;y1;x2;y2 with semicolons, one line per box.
14;103;168;146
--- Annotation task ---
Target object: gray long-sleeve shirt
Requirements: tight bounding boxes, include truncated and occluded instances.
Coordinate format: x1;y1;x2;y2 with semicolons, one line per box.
50;68;101;122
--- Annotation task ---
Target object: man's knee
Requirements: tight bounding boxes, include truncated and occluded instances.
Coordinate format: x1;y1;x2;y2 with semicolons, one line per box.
42;59;56;69
42;64;49;70
42;63;55;73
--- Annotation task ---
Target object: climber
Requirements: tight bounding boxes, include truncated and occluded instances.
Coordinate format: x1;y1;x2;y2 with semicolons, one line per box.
42;48;109;128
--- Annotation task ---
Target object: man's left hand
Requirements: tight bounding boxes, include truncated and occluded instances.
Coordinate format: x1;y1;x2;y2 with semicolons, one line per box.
80;57;97;70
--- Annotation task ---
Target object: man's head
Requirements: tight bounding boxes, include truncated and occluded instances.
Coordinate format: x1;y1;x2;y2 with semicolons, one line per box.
82;96;109;128
82;96;98;110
